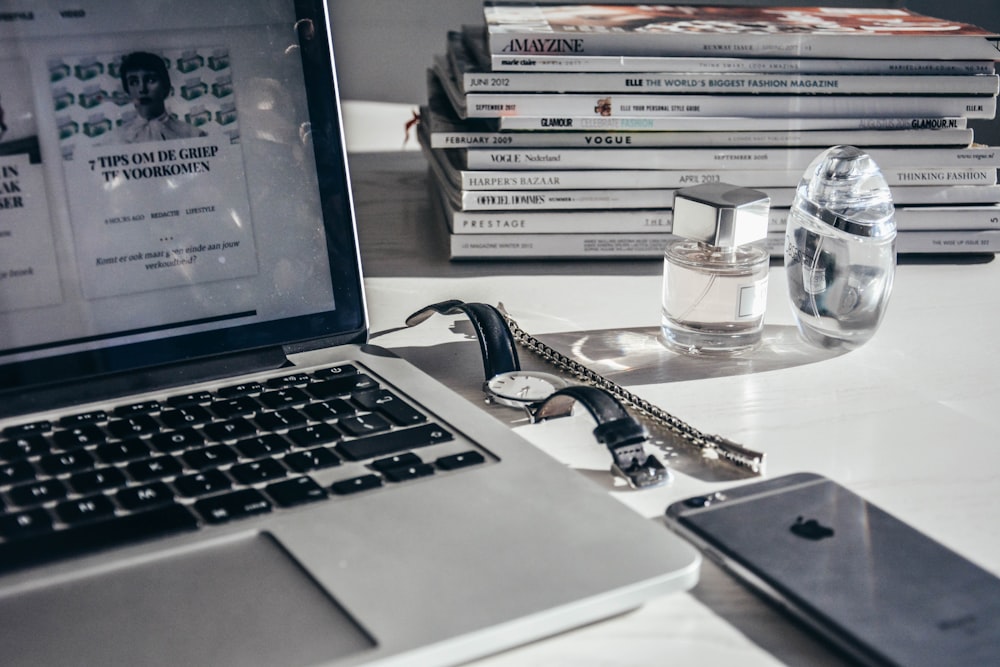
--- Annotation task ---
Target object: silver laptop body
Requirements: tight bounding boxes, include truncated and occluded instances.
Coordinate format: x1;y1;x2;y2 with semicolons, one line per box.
0;2;700;665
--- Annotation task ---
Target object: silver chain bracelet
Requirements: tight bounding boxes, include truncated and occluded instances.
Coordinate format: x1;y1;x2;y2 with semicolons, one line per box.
497;303;766;475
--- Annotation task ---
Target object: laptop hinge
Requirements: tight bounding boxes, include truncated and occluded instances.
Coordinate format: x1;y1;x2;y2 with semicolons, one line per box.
0;347;289;420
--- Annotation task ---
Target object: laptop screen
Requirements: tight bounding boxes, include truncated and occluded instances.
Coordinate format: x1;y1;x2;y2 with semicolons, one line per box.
0;0;366;392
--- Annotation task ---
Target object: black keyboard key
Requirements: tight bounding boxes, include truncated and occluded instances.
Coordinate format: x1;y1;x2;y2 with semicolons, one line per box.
350;374;379;391
338;413;391;438
203;418;257;442
8;479;69;507
286;423;339;448
70;467;128;494
0;435;49;461
166;391;212;407
38;449;95;476
113;401;161;417
0;460;37;486
283;447;340;473
159;405;214;429
215;382;262;398
257;387;310;410
194;489;272;524
151;428;205;453
59;411;109;427
94;438;152;463
265;373;312;388
56;494;116;525
436;451;486;470
254;408;307;432
0;503;197;575
2;421;52;438
330;474;382;495
307;374;378;401
234;434;289;459
52;425;107;450
337;423;453;461
182;444;238;470
266;476;327;507
174;469;232;498
382;463;435;483
209;395;260;419
230;459;288;485
311;364;358;379
353;390;427;427
371;452;422;472
305;382;347;402
301;399;355;422
106;414;160;439
126;455;183;482
0;508;53;540
116;482;174;511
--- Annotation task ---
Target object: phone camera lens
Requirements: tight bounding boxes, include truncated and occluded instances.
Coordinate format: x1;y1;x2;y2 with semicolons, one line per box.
683;492;727;508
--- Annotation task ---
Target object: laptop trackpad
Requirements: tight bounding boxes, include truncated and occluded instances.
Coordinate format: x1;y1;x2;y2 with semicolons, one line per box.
2;532;374;667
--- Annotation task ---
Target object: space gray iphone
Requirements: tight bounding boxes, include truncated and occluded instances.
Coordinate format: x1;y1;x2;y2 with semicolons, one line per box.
665;472;1000;667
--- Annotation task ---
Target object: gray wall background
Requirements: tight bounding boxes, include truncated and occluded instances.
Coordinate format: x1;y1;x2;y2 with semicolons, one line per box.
328;1;1000;144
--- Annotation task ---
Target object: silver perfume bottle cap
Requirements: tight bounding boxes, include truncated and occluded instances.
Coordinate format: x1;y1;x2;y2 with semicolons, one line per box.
672;183;770;249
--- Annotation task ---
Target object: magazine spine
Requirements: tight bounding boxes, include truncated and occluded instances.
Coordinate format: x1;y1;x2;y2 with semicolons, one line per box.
488;55;998;75
770;206;1000;232
453;186;1000;211
460;72;1000;95
454;167;998;190
429;128;974;149
450;230;1000;259
485;31;1000;62
462;146;1000;171
461;93;997;119
447;206;1000;234
494;115;970;132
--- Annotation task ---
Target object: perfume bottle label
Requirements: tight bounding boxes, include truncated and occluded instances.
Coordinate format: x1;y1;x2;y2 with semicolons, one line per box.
664;263;768;325
737;280;767;319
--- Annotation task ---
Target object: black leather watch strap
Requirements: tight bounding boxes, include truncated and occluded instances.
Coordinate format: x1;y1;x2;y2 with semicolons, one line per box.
533;385;628;426
534;386;643;447
405;300;520;381
533;386;671;489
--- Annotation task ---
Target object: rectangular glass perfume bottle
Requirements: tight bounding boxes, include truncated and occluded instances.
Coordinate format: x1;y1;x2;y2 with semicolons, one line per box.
661;183;771;355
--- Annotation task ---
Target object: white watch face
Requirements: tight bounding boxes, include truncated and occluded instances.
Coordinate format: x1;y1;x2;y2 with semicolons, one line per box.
486;371;567;405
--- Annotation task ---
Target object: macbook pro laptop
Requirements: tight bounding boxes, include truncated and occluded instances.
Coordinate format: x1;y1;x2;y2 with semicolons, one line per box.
0;1;700;665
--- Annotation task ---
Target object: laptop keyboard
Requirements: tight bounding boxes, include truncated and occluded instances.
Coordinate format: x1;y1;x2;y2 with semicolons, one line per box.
0;363;486;574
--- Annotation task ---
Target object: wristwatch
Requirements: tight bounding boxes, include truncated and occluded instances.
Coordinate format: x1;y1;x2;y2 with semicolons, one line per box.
405;300;569;409
406;301;670;488
532;385;671;489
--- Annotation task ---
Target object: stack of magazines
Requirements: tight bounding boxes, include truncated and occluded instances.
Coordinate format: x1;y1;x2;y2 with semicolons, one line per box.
416;3;1000;260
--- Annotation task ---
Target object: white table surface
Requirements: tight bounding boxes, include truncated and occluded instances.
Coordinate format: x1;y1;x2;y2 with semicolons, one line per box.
346;100;1000;666
364;263;1000;666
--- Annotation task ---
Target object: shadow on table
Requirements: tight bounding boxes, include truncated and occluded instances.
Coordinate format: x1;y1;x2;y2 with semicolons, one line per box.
375;321;843;483
687;558;856;667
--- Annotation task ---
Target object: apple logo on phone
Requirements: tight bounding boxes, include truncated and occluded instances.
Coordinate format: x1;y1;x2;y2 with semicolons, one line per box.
790;516;835;540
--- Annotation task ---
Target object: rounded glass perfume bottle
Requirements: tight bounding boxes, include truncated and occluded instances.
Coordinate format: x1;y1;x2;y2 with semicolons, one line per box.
661;183;771;355
784;146;896;350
